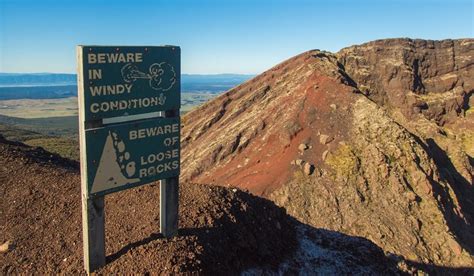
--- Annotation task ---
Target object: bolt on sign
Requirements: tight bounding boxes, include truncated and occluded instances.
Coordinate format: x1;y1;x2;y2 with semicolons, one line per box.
77;46;180;273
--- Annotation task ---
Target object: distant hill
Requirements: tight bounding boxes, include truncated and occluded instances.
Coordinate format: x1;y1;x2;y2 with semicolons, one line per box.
0;73;76;87
0;73;254;99
0;85;77;100
181;74;253;93
0;73;253;100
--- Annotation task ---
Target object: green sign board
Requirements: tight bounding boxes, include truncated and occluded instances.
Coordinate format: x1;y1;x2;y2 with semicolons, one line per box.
84;117;180;196
77;45;181;197
77;46;180;121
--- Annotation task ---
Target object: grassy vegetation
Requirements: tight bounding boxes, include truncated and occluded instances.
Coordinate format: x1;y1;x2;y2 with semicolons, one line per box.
181;93;217;112
0;122;79;160
0;114;78;138
0;123;45;141
25;137;79;160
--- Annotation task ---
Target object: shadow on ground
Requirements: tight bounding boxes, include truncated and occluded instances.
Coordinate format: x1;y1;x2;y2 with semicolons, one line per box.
425;138;474;256
105;187;474;275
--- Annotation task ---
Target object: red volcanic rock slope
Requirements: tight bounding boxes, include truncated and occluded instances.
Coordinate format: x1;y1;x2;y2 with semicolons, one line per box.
181;38;474;268
181;50;358;195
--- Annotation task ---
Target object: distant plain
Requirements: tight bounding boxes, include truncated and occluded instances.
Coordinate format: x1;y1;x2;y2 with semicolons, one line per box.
0;93;217;119
0;73;251;159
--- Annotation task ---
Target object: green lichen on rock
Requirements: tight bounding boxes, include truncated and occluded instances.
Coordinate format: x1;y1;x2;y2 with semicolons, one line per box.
325;144;360;181
459;130;474;157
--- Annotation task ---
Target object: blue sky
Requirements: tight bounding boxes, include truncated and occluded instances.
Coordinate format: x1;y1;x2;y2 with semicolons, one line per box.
0;0;472;74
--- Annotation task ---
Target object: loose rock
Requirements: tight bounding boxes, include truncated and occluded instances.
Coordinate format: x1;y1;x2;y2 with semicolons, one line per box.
295;159;305;166
0;241;12;253
303;163;315;175
313;167;322;177
322;150;329;161
319;134;333;145
298;143;309;152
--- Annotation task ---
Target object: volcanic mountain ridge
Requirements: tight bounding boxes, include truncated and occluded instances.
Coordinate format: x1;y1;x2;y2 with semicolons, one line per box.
180;38;474;268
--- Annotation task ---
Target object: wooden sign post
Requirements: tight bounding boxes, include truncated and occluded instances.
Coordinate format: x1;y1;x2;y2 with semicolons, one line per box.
76;46;181;273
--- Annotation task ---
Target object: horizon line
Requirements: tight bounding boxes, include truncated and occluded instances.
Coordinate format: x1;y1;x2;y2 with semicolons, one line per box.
0;72;257;76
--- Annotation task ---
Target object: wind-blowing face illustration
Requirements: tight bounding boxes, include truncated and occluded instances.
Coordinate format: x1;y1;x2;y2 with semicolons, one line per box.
121;62;177;91
149;62;176;91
